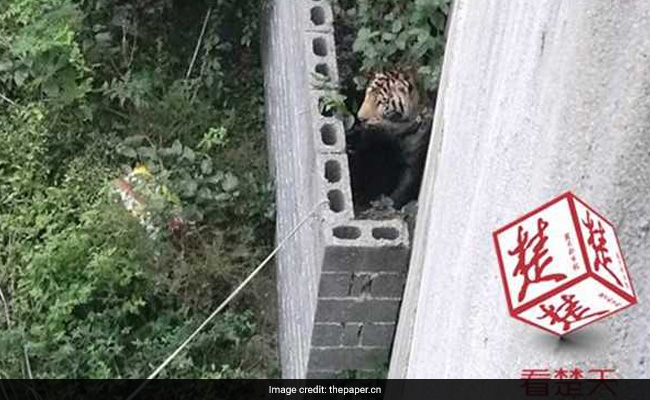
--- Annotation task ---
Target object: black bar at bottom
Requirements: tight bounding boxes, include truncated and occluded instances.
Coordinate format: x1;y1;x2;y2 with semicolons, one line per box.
0;379;643;400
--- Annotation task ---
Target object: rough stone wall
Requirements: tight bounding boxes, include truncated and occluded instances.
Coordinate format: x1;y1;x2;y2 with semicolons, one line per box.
390;0;650;379
263;0;411;378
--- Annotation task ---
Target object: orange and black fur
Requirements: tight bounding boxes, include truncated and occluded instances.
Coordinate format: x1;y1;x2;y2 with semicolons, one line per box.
349;69;433;210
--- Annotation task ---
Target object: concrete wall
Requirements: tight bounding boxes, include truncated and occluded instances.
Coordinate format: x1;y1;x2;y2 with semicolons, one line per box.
263;0;323;379
391;0;650;379
263;0;411;378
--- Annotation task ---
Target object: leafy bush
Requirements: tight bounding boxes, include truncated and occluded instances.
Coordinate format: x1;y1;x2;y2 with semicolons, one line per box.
1;203;265;378
0;0;91;108
0;0;276;379
334;0;451;91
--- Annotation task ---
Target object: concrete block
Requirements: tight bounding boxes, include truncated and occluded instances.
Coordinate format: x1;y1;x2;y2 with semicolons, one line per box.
316;154;354;221
319;273;351;297
313;117;346;154
323;246;410;273
362;323;396;347
304;32;339;85
302;0;335;33
371;274;406;298
315;299;401;323
312;323;342;346
306;370;339;379
349;274;373;296
323;219;411;273
317;153;349;186
308;347;391;371
327;219;409;245
342;323;363;346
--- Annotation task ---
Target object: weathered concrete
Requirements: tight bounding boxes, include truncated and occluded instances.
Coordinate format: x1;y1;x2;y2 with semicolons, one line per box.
391;0;650;379
311;323;342;346
263;0;411;378
308;347;390;371
362;324;397;347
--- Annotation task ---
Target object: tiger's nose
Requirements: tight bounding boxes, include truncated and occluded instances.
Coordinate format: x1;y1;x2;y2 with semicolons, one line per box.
357;109;371;124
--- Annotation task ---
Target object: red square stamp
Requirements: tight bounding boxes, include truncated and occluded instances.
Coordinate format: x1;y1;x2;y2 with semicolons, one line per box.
493;192;637;336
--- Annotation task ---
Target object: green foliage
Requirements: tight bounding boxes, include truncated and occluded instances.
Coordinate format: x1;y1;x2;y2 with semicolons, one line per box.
0;105;48;203
0;204;264;378
116;133;243;224
334;0;451;91
0;0;275;379
312;72;355;129
0;0;91;107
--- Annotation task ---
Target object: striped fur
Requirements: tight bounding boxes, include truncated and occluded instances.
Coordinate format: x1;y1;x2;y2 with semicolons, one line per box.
352;69;432;209
357;70;420;130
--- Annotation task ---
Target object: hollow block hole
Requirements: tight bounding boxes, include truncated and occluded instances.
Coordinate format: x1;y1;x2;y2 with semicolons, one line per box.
372;227;399;241
315;63;330;78
320;123;337;145
332;226;361;240
311;6;326;26
327;190;345;213
318;97;334;117
312;37;328;57
324;160;341;183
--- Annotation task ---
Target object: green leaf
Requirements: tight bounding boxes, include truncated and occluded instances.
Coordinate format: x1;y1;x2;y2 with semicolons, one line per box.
222;173;239;192
356;27;371;41
158;147;173;157
171;140;183;156
182;146;196;163
206;172;225;185
94;32;112;43
200;159;213;175
391;19;403;34
431;11;446;30
0;61;13;72
197;187;213;201
395;32;409;50
180;179;198;198
123;135;146;146
117;146;137;158
14;70;29;87
137;147;156;160
214;193;230;202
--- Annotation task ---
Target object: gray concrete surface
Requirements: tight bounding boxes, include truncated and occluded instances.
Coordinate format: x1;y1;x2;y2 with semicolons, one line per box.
263;0;411;378
390;0;650;379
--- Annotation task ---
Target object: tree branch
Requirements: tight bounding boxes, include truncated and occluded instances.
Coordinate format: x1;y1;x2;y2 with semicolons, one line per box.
0;92;17;107
186;7;212;80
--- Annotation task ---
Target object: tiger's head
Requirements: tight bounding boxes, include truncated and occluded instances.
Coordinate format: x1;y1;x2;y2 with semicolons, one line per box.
357;70;421;132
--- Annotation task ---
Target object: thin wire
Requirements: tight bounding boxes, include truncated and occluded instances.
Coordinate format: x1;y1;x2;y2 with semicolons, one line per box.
126;200;327;400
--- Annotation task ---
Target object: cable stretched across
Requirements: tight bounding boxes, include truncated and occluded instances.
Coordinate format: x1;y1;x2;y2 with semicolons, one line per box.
126;200;327;400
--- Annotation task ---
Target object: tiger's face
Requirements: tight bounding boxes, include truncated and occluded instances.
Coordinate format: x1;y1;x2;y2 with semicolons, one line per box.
357;70;420;130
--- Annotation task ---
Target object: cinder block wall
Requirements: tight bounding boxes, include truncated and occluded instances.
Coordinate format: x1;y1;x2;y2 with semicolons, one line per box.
262;0;411;378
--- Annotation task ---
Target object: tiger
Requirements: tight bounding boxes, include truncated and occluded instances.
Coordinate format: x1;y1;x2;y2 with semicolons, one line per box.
357;70;421;130
351;69;434;210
